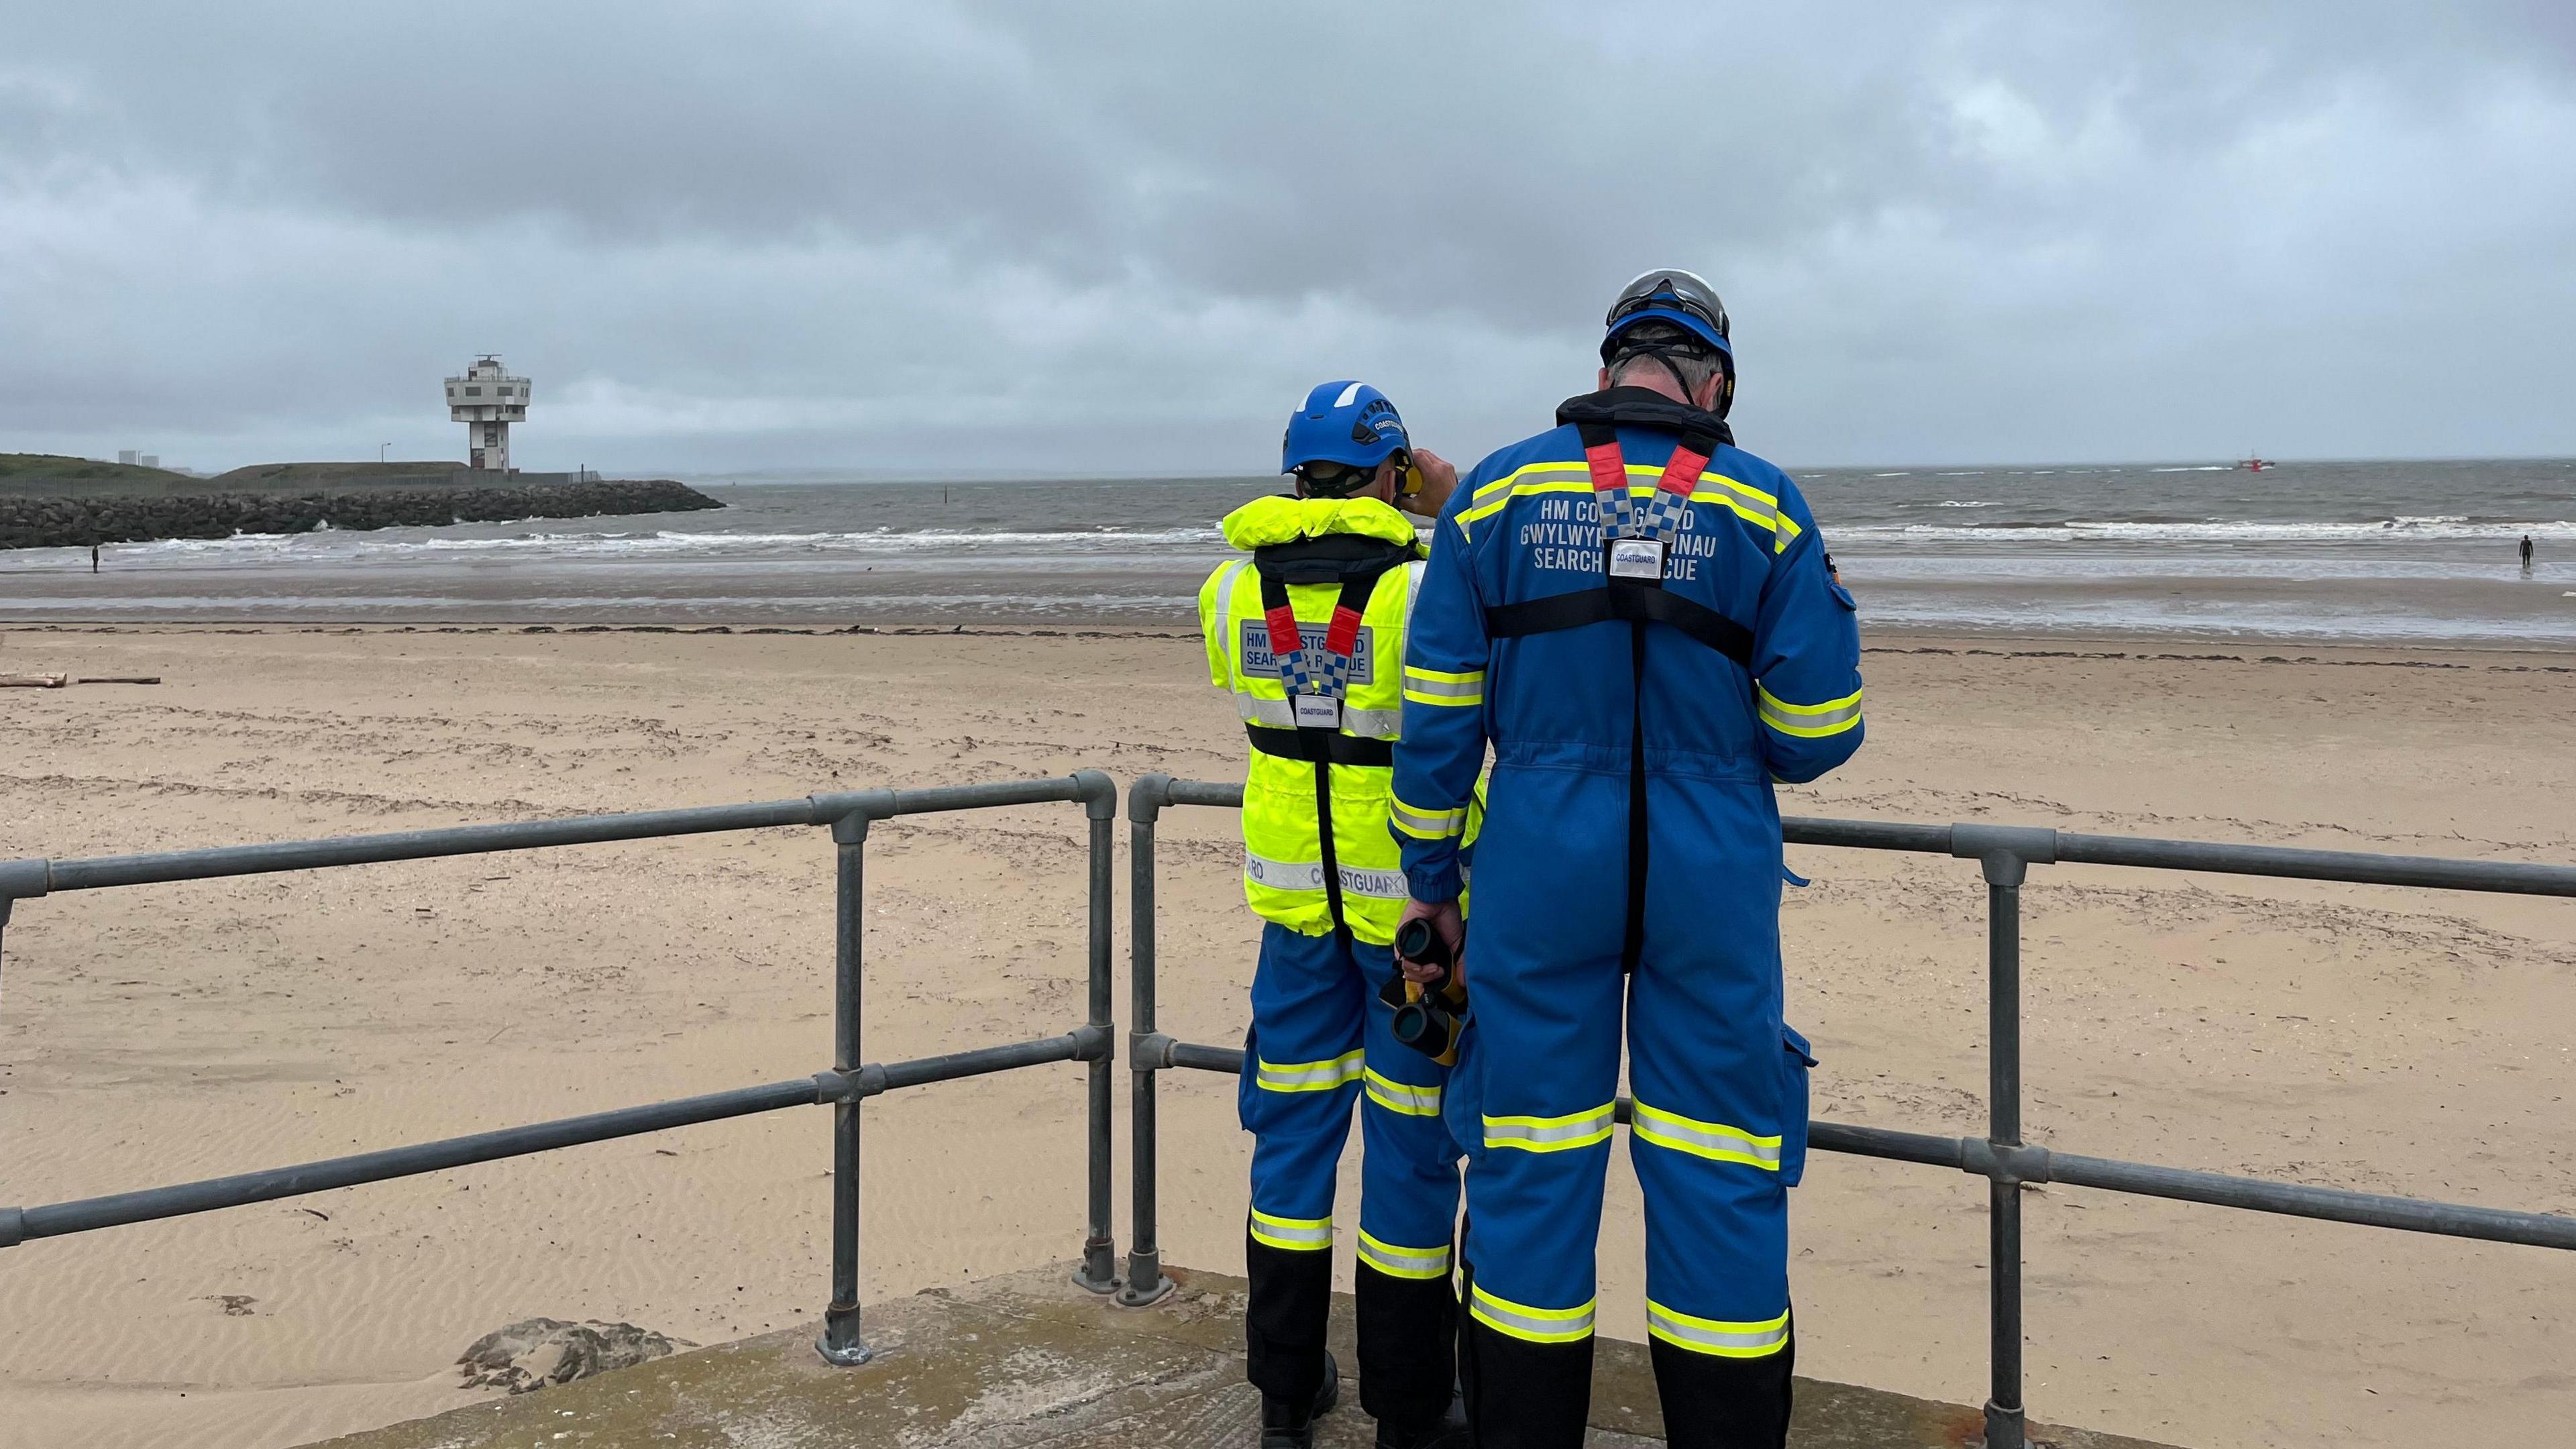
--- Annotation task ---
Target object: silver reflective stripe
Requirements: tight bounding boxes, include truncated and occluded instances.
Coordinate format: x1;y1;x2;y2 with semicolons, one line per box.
1481;1104;1615;1152
1250;1210;1334;1250
1698;476;1779;530
1400;669;1483;700
1357;1230;1450;1280
1404;558;1427;622
1629;1102;1781;1169
1388;796;1466;838
1214;558;1250;653
1235;692;1400;739
1467;1285;1595;1343
1254;1051;1362;1092
1645;1303;1790;1358
1244;851;1409;900
1363;1068;1442;1116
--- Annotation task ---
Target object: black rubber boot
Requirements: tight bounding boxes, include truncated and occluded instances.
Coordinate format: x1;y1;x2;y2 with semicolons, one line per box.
1373;1385;1470;1449
1248;1228;1338;1446
1260;1350;1341;1448
1648;1329;1796;1449
1356;1260;1459;1436
1458;1311;1594;1449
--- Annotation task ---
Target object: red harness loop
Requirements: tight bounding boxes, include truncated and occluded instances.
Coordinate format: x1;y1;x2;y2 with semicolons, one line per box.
1322;605;1363;660
1583;437;1627;502
1263;603;1303;659
1658;443;1709;498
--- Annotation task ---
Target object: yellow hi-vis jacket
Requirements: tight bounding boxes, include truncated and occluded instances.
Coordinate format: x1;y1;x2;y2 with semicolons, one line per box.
1200;494;1469;945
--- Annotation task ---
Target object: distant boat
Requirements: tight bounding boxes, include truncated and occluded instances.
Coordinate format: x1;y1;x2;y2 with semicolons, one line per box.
2239;453;2273;472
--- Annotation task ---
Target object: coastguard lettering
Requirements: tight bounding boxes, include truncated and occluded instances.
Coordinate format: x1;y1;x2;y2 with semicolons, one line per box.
1519;515;1607;575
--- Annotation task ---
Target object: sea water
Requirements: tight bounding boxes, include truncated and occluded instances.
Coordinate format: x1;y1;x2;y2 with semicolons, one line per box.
5;458;2572;647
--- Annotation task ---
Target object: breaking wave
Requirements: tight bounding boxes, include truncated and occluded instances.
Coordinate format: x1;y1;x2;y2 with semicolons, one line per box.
1837;517;2576;544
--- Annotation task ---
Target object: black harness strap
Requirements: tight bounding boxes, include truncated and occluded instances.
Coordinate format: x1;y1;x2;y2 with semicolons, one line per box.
1483;584;1754;669
1245;727;1394;767
1625;620;1650;973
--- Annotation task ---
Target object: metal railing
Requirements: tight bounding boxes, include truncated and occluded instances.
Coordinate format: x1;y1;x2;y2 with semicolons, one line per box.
8;769;2574;1446
0;773;1124;1367
1118;773;2576;1449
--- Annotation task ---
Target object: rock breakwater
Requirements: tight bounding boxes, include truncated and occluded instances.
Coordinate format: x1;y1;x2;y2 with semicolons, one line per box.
0;478;721;549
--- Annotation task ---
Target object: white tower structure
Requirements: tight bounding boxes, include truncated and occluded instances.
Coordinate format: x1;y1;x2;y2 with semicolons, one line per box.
444;355;531;472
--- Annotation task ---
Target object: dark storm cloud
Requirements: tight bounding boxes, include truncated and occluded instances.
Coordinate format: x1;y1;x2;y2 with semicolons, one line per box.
3;2;2573;474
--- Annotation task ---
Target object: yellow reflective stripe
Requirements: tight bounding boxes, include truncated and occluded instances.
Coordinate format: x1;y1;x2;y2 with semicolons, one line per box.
1357;1229;1451;1281
1362;1067;1442;1117
1254;1049;1362;1093
1755;682;1864;739
1483;1103;1615;1152
1401;663;1485;707
1468;1284;1595;1343
1390;792;1468;840
1645;1301;1790;1358
1250;1209;1334;1251
1629;1099;1782;1170
1469;460;1776;509
1455;464;1802;543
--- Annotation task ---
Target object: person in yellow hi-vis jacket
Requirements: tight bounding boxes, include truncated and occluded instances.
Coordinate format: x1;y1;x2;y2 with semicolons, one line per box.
1199;380;1474;1449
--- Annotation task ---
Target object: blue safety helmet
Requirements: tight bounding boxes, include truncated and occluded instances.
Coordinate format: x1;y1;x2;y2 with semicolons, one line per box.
1283;380;1411;480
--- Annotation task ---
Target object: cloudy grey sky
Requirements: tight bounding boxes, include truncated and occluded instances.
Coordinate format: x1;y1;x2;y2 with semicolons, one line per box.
4;2;2573;476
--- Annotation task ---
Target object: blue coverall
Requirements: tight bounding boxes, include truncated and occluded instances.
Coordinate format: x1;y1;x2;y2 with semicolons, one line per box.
1391;392;1863;1446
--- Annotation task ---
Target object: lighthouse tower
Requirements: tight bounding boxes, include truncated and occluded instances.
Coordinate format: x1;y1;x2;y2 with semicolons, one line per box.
444;355;531;472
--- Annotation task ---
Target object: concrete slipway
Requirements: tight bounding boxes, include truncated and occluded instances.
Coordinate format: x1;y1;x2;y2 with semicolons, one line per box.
301;1265;2182;1449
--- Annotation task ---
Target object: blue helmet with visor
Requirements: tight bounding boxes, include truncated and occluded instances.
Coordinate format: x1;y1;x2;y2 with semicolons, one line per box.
1601;268;1735;417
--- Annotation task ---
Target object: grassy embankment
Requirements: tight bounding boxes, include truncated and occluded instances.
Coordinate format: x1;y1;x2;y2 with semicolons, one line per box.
0;453;195;489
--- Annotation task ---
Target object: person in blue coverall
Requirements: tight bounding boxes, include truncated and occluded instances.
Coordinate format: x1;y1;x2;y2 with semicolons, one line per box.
1388;271;1864;1449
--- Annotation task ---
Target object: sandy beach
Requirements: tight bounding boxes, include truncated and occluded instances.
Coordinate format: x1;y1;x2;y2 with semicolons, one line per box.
2;623;2573;1449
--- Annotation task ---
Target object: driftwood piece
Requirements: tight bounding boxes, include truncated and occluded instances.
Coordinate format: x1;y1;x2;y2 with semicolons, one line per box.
0;674;69;688
74;676;162;685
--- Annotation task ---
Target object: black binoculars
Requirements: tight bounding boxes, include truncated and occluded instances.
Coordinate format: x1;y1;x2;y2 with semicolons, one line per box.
1381;916;1468;1065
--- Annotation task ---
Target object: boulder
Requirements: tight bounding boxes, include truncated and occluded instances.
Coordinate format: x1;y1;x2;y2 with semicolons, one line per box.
457;1317;695;1394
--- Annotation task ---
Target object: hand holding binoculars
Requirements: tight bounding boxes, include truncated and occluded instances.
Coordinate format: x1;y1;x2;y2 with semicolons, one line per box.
1382;915;1467;1065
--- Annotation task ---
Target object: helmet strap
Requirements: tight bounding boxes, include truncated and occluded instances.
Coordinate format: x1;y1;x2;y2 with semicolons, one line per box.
1619;344;1731;417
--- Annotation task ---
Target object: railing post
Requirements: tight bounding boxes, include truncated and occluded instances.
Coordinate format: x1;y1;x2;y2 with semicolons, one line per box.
1950;823;2053;1449
818;812;874;1366
0;858;48;1008
1118;775;1175;1306
1073;772;1120;1293
1984;851;2025;1449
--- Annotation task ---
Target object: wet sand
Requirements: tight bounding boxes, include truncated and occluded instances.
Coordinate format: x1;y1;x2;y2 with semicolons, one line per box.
1;625;2572;1448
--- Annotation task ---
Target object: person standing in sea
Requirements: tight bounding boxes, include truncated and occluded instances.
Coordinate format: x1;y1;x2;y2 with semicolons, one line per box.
2522;534;2534;573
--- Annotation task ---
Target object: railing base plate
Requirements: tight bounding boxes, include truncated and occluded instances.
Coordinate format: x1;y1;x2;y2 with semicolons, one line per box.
1071;1257;1119;1295
1116;1273;1175;1307
816;1307;873;1366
